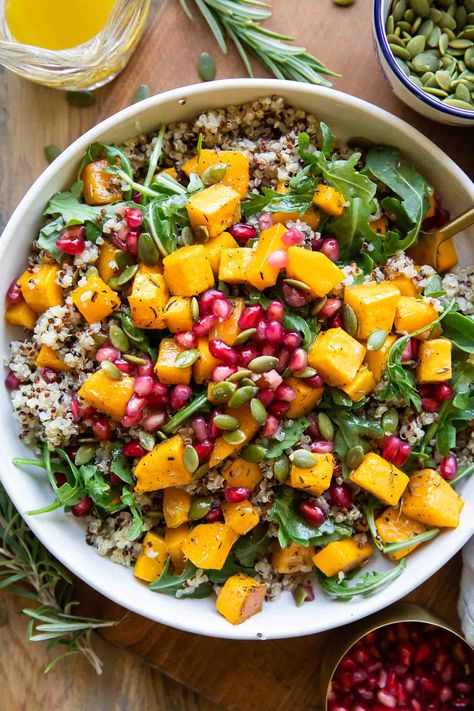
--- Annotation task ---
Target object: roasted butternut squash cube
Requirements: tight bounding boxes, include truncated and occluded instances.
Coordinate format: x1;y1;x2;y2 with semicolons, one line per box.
370;215;388;235
375;506;427;561
349;453;409;506
160;166;178;180
202;231;238;276
18;264;63;314
313;184;345;216
401;469;464;528
97;240;119;283
35;345;70;372
209;298;245;346
286;247;344;298
165;524;189;573
437;239;457;272
344;281;401;339
222;458;263;491
78;370;134;421
133;532;168;583
272;541;315;574
5;302;37;330
209;405;260;468
308;328;366;386
389;274;418;297
81;159;123;205
196;149;250;199
272;179;321;229
312;539;374;577
364;334;398;382
155;338;192;385
72;273;120;323
182;522;239;570
181;156;198;176
340;365;376;402
193;337;219;384
290;453;334;496
247;223;288;290
394;297;438;339
163;487;191;528
222;500;260;535
426;194;436;218
285;376;324;418
134;435;192;492
163;296;194;333
216;573;265;625
218;248;254;284
128;265;169;329
186;184;241;238
163;245;214;296
417;338;452;384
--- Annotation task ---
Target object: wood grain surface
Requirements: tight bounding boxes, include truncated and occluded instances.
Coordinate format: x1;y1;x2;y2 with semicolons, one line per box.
0;0;472;709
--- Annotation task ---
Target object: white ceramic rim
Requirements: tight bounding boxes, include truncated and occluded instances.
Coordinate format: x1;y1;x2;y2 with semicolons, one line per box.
1;79;473;640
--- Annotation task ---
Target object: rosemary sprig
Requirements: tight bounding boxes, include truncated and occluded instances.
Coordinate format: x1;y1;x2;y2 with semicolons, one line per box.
179;0;339;86
0;484;116;673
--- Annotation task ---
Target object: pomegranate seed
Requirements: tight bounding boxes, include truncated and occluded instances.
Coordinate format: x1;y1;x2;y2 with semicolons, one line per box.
223;487;250;503
401;340;413;362
193;314;218;336
410;338;419;358
282;283;309;308
288;348;308;373
238;305;264;330
421;397;440;413
440;453;458;480
269;400;290;418
228;223;257;243
5;371;20;390
306;374;324;388
311;440;334;453
133;375;154;396
122;442;146;458
440;686;453;702
399;643;414;666
352;670;368;685
126;230;139;255
435;207;450;228
125;394;147;418
207;410;222;439
257;389;274;407
205;505;223;523
418;384;434;397
328;314;343;328
209;338;238;365
276;348;290;373
318;298;343;320
137;357;154;377
142;411;167;431
70;393;95;421
212;298;232;321
254;319;268;341
261;343;277;357
329;483;352;508
92;418;111;441
382;434;401;462
433;383;454;401
71;497;92;517
239;344;259;367
110;229;128;251
125;207;144;228
194;438;214;463
121;412;142;428
114;358;135;374
298;501;327;526
109;471;123;486
267;300;285;323
211;364;238;381
262;415;279;437
264;320;285;344
267;249;288;268
198;289;226;314
6;279;24;304
258;212;273;231
377;690;396;707
392;442;411;467
320;237;340;262
282;227;304;246
283;332;301;350
191;416;208;442
170;384;193;410
302;583;315;602
96;345;120;363
56;225;86;255
274;383;296;402
420;677;438;695
306;415;320;439
54;472;67;487
311;236;324;251
175;331;198;348
147;382;169;407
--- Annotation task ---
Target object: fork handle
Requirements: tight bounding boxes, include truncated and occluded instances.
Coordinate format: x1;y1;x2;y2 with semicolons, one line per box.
437;205;474;244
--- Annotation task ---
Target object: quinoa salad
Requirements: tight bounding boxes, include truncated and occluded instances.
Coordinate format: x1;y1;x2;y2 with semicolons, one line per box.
5;96;474;626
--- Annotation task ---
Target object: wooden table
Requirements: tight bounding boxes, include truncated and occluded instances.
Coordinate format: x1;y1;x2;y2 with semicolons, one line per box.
0;1;472;709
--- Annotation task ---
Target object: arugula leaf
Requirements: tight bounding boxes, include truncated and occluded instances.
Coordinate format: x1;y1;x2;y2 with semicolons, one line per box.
265;418;309;458
110;446;135;485
329;197;377;258
44;191;135;233
234;529;271;567
377;337;421;411
120;489;145;542
150;558;213;598
81;465;109;501
450;461;474;488
320;121;336;157
269;487;353;548
242;185;314;219
205;557;254;584
435;361;474;455
37;217;65;262
331;410;383;474
116;311;155;359
441;312;474;353
144;194;190;257
319;558;407;599
364;499;439;554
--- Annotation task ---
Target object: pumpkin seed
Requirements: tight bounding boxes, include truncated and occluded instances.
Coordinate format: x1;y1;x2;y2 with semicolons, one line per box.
75;444;96;466
345;445;364;470
367;328;388;351
411;16;422;33
209;380;237;403
250;398;268;426
311;296;328;314
333;0;355;5
387;14;395;33
419;18;434;37
85;266;98;278
241;444;267;462
390;42;411;59
412;50;441;71
435;68;452;89
342;304;358;337
112;264;139;288
443;96;474;107
393;0;407;22
318;412;334;441
214;414;241;431
290;449;317;468
423;85;449;96
439;32;450;54
223;429;247;445
44;144;62;163
233;328;257;345
427;24;441;46
396;57;411;75
93;334;108;347
67;90;95;107
430;7;443;23
175;349;200;367
407;34;426;56
133;84;150;103
198;52;216;82
381;407;399;435
273;455;290;483
138;431;155;452
227;369;253;383
193;225;210;244
101;361;123;380
181;225;195;246
411;75;424;86
421;70;435;83
388;33;406;46
138;232;159;266
283;278;312;292
451;38;474;49
202;163;228;186
439;11;456;29
228;385;258;408
332;389;353;407
294;367;318;379
405;8;415;22
397;19;413;31
455;81;473;101
193;463;209;481
184;444;199;473
115;250;132;270
109;324;130;352
123;354;148;365
410;0;430;18
461;26;474;41
189;496;212;520
191;296;199;322
248;355;279;374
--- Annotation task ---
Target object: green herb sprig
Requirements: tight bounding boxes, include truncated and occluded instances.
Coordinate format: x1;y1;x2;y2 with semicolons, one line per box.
319;558;407;600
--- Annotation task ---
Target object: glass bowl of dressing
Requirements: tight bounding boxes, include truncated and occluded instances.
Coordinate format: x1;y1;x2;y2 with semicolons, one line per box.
0;0;150;90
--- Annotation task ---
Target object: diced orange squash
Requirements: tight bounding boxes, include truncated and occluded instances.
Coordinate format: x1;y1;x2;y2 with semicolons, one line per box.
308;328;366;386
286;247;344;298
222;500;260;535
437;239;457;272
370;215;388;235
128;265;169;329
193;337;220;384
186;184;241;238
247;223;289;290
389;274;418;297
133;532;168;583
163;296;194;333
417;338;452;384
163;244;214;296
209;405;260;468
5;302;37;330
71;273;120;323
18;264;63;314
155;338;192;385
218;248;254;285
216;573;265;625
313;184;345;216
364;334;398;382
313;539;374;577
272;179;321;229
181;156;198;176
165;524;189;573
195;149;250;199
77;370;134;420
81;159;123;205
161;166;178;180
272;541;315;574
285;376;324;417
222;458;263;491
163;487;191;528
375;506;427;561
35;345;70;372
182;522;239;570
394;297;438;339
97;240;119;283
290;453;334;496
426;194;436;218
134;435;192;492
202;231;239;276
340;365;376;402
349;453;409;506
401;469;464;528
209;298;245;346
344;281;401;339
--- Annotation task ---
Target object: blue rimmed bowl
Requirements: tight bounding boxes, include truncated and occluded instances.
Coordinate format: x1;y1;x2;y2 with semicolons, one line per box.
373;0;474;126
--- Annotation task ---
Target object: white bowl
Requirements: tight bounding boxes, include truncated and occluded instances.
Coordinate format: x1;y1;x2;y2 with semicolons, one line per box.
1;79;473;640
373;0;474;126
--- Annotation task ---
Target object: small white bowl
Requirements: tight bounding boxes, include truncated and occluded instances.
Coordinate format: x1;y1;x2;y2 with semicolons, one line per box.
373;0;474;126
